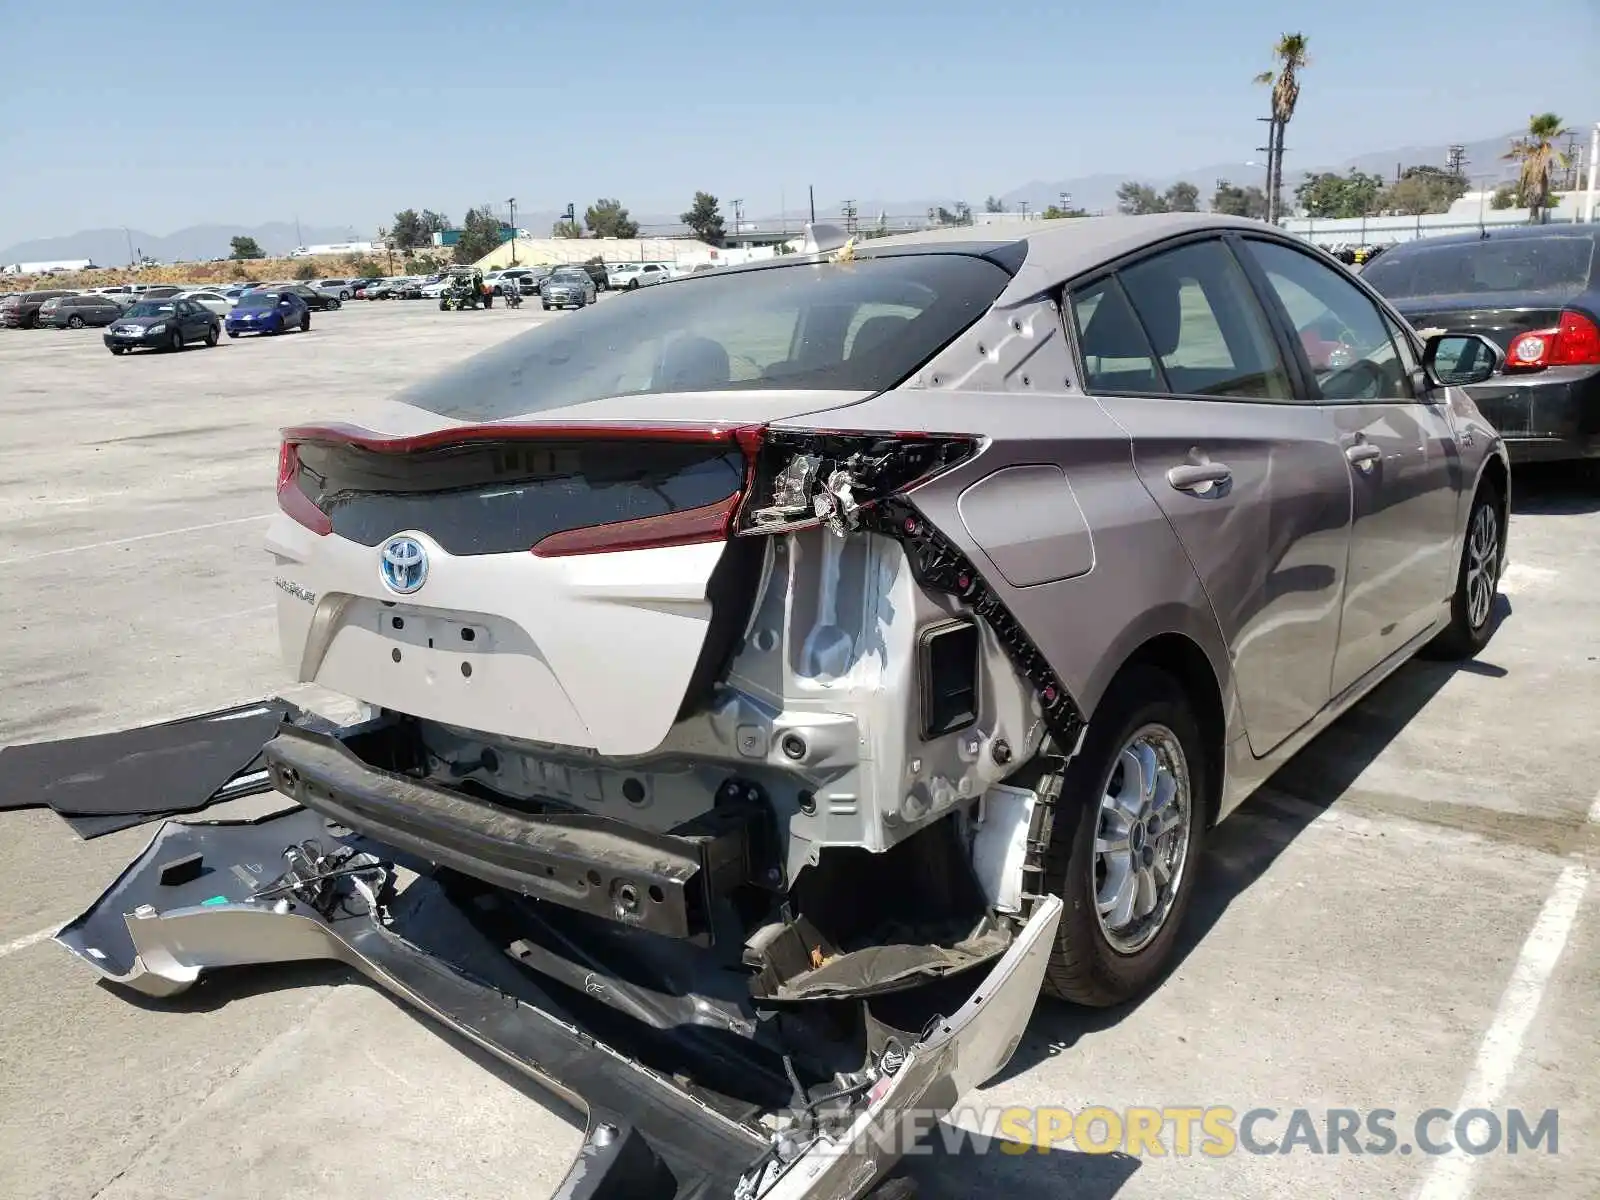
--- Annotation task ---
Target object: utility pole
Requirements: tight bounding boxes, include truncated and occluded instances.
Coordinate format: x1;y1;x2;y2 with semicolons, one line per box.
841;200;858;236
1257;116;1278;222
731;198;744;240
508;198;517;264
808;185;816;224
1446;144;1468;177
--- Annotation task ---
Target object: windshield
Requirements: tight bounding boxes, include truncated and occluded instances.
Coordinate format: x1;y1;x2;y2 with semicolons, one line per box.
238;293;280;308
1364;234;1596;300
400;252;1014;422
125;302;175;317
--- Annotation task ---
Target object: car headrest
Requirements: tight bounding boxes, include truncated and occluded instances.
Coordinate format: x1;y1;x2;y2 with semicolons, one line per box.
849;314;910;358
656;336;730;390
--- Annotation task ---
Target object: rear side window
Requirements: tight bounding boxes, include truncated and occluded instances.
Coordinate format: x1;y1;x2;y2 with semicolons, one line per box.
1077;238;1294;400
1363;234;1596;300
401;253;1015;421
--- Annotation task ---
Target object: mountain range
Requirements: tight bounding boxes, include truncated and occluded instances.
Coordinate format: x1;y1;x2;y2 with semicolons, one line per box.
0;128;1543;264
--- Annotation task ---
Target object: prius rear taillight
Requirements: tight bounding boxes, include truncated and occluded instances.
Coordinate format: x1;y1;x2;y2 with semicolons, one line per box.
276;440;332;535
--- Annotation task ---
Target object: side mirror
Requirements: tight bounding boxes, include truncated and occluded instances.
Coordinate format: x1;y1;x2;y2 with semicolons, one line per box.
1421;332;1503;388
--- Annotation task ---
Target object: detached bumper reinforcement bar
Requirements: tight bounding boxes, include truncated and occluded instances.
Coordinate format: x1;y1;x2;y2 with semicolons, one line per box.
261;723;773;944
54;810;1061;1199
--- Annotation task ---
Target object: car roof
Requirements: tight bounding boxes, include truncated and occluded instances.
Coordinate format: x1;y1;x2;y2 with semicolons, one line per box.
1366;222;1600;256
696;213;1281;300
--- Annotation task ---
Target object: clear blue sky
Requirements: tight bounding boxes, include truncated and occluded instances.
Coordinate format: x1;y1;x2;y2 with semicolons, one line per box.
0;0;1594;245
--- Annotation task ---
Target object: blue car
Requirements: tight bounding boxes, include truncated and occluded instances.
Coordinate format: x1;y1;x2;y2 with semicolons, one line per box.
225;289;311;338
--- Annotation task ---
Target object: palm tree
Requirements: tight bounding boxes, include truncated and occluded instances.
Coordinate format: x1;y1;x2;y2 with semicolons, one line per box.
1253;33;1310;224
1504;113;1572;224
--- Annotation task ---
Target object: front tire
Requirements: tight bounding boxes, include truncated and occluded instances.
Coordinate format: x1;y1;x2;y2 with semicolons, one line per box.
1041;665;1208;1007
300;314;311;332
169;329;185;352
1425;481;1504;659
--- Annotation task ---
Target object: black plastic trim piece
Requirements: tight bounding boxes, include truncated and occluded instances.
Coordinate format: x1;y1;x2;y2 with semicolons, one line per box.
860;496;1086;749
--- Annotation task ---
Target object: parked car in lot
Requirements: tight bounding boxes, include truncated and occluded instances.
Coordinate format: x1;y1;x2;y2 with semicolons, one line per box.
1360;224;1600;463
225;288;311;337
538;266;596;309
175;290;234;317
267;212;1508;1078
312;278;355;301
273;283;342;311
418;276;451;300
605;261;672;290
103;297;221;354
43;293;124;328
2;288;77;328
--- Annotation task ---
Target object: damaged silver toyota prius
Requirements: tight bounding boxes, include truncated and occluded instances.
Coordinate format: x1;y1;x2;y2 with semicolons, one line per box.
62;214;1510;1198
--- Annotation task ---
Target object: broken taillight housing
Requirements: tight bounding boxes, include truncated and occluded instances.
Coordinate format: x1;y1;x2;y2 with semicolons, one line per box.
276;439;332;535
735;431;980;537
1504;310;1600;371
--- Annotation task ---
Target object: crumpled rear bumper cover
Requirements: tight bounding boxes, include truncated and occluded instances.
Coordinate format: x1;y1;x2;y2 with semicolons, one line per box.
53;808;1061;1200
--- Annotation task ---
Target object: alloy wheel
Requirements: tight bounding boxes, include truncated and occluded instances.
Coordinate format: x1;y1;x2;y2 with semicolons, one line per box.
1093;724;1192;954
1465;503;1499;631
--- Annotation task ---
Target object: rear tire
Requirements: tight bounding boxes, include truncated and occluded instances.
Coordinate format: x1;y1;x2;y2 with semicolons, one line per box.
1040;665;1209;1007
67;315;84;329
109;346;126;355
338;290;350;302
329;299;341;310
205;325;219;347
227;329;239;338
1424;480;1504;660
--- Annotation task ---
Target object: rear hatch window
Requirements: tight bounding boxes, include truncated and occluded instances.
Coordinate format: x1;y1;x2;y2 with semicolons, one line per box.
401;252;1016;422
1363;234;1596;301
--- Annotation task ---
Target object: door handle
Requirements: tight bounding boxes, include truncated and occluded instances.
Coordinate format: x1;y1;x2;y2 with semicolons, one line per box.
1166;462;1232;493
1346;443;1382;470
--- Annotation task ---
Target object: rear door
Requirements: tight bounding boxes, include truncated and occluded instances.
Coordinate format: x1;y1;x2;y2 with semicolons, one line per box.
1239;237;1463;694
1073;234;1353;757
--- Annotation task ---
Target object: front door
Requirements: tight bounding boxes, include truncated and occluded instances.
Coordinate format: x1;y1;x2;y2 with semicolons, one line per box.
1072;235;1353;757
1238;238;1463;695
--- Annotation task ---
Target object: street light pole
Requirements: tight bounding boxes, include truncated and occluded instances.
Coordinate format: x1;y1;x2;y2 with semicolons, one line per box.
508;198;517;264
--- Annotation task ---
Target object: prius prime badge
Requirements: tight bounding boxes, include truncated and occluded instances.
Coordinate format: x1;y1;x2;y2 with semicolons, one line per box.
379;535;429;595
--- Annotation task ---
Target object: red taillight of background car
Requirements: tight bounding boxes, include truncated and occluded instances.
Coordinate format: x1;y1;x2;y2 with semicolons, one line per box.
276;440;333;535
1504;310;1600;371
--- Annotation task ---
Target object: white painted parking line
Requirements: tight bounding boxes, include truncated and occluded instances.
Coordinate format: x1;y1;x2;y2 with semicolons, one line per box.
1413;862;1591;1200
0;926;59;961
1587;787;1600;827
1496;561;1558;595
0;513;274;567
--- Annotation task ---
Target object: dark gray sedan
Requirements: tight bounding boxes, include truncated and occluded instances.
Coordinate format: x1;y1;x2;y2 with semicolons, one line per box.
539;266;596;309
103;297;221;354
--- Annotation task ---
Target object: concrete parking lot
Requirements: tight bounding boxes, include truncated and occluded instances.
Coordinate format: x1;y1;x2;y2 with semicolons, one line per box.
0;300;1595;1200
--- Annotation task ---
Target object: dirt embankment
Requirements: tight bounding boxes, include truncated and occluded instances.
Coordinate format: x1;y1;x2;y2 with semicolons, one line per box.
4;252;437;292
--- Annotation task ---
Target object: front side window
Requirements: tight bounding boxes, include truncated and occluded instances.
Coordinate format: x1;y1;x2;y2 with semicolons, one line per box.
401;253;1014;421
1244;238;1411;402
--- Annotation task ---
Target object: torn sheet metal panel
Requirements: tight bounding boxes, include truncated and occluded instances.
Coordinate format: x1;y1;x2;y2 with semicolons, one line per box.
55;809;1059;1200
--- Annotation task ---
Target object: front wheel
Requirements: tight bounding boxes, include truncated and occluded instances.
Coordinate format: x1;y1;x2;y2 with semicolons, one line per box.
300;314;311;332
1424;482;1504;659
1040;665;1208;1007
109;346;126;355
169;329;185;353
